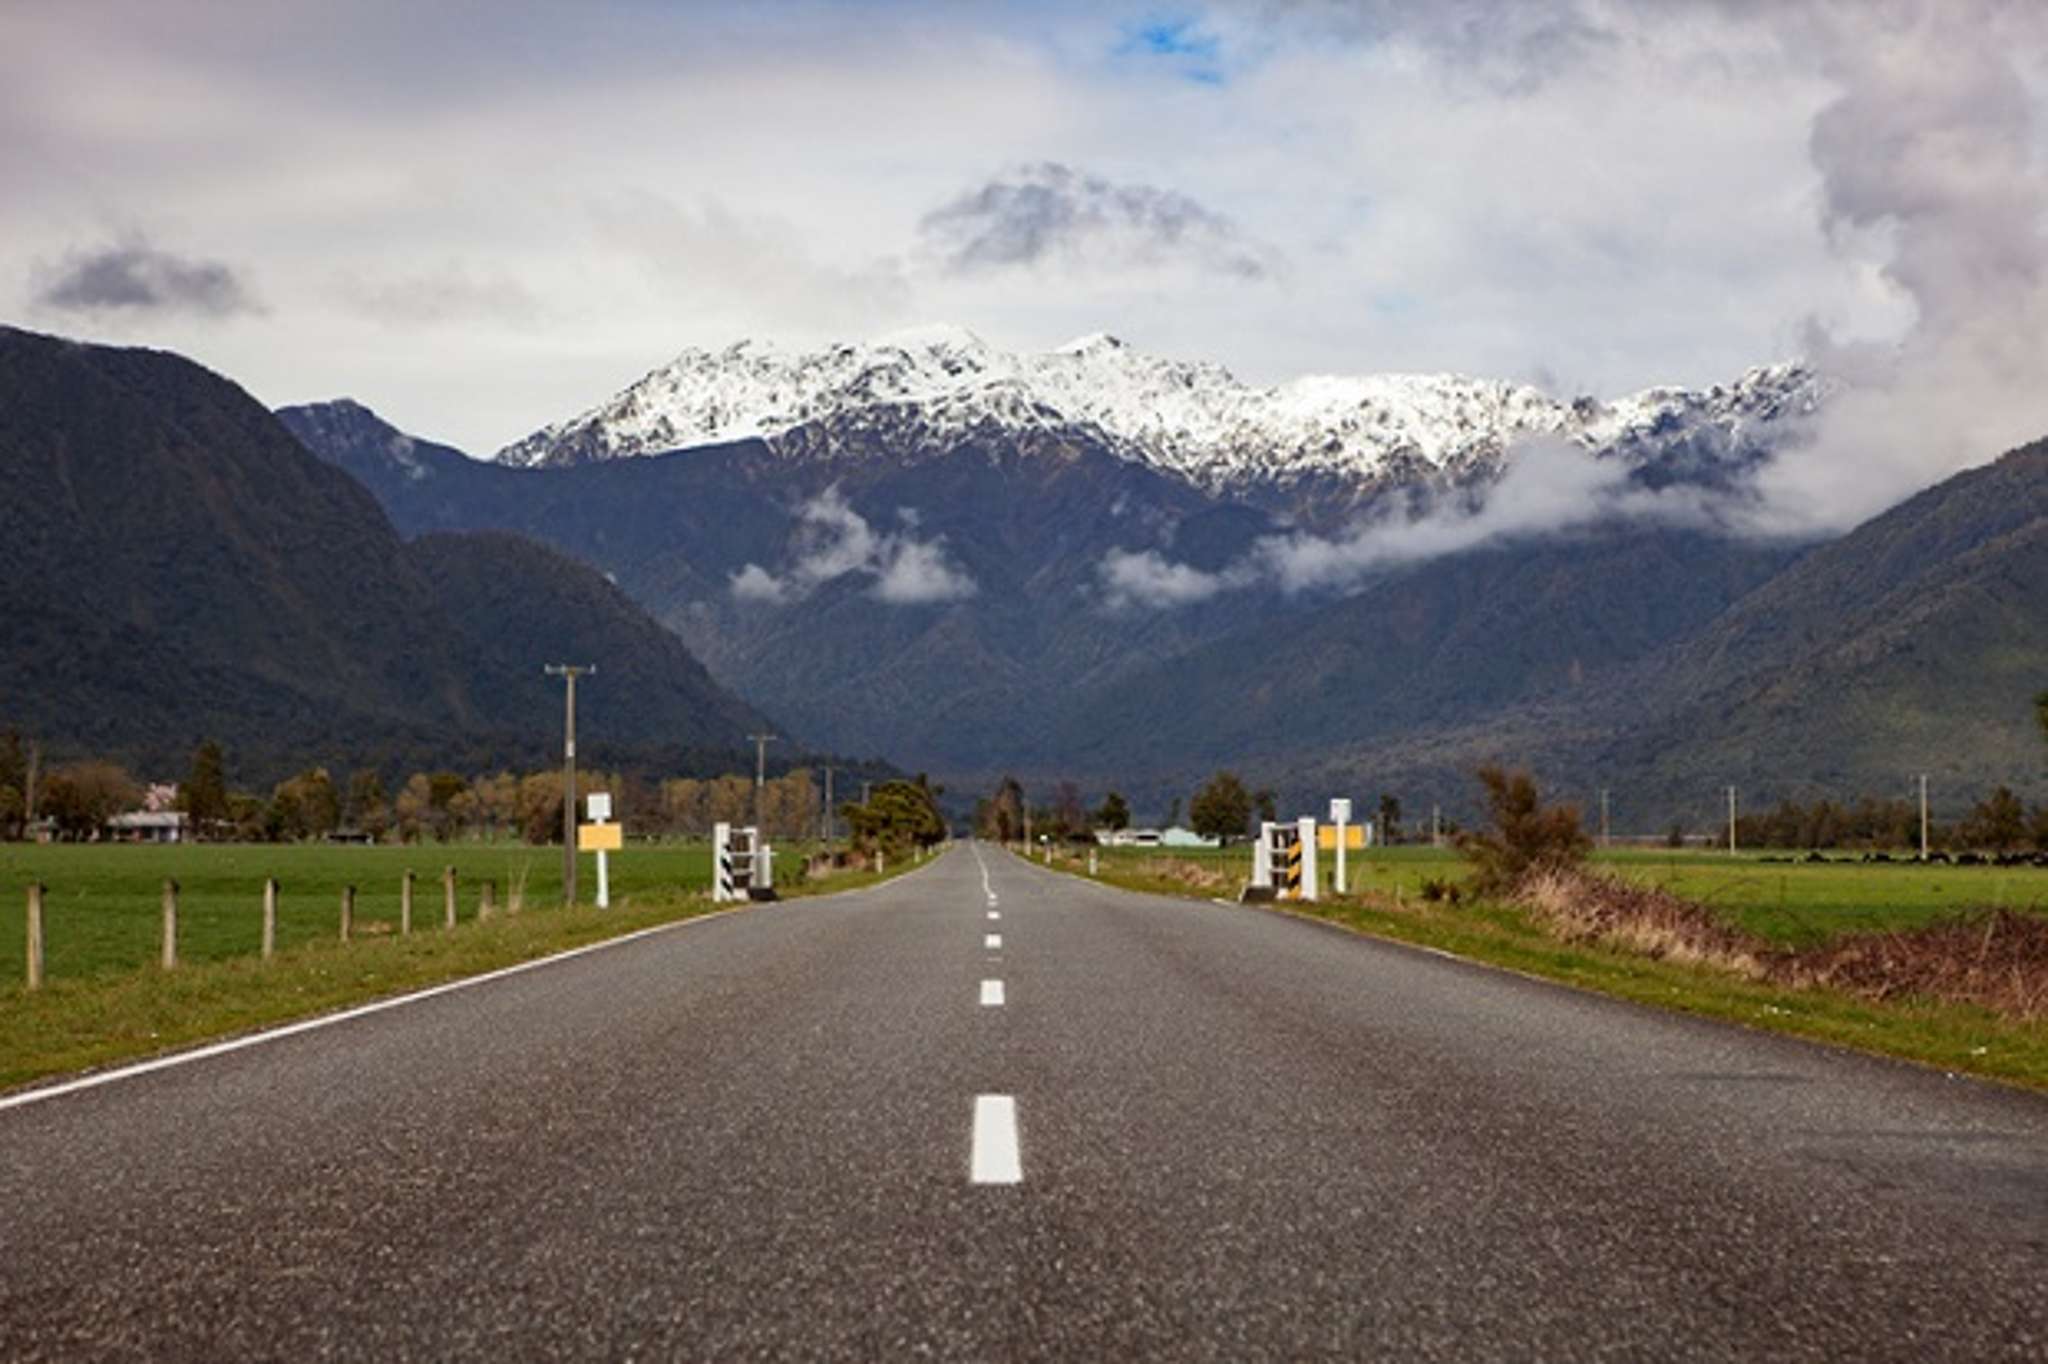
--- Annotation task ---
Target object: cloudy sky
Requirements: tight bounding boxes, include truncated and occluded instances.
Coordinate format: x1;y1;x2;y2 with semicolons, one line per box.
5;0;2045;492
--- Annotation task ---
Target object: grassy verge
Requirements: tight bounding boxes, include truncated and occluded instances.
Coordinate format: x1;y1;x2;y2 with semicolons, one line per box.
0;848;921;1094
1042;846;2048;1092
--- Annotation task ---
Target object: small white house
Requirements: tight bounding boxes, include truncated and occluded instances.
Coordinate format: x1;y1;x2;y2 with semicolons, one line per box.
1108;828;1163;847
107;811;189;844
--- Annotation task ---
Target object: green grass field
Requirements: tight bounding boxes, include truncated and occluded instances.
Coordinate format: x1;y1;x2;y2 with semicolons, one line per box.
0;840;913;1090
1077;843;2048;945
1053;842;2048;1090
0;841;722;982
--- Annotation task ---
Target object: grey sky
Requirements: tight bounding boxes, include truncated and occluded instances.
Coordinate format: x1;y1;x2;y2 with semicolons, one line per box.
2;0;2041;503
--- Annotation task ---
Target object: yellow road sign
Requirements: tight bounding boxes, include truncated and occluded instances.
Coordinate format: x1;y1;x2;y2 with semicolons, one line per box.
577;822;623;852
1317;825;1365;851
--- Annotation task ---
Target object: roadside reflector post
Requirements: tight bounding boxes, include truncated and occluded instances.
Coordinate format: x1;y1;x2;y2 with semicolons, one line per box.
340;884;354;941
1253;823;1274;893
442;865;457;929
1330;798;1352;896
1298;816;1319;902
400;871;414;936
713;821;736;902
26;883;45;990
480;880;496;920
161;879;179;969
579;793;618;908
262;878;278;959
1089;848;1099;876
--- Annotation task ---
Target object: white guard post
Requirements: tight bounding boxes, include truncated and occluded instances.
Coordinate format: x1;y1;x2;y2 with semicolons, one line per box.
1297;816;1319;902
588;792;613;909
1329;798;1351;896
1253;822;1276;891
713;821;751;903
757;830;773;892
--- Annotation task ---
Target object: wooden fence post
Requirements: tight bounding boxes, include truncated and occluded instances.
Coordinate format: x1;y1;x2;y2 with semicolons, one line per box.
479;880;496;920
401;871;414;936
340;885;355;941
161;879;179;970
262;878;278;959
26;883;45;990
443;866;457;929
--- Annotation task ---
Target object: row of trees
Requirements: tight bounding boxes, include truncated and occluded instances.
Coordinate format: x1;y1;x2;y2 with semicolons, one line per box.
5;735;870;845
1723;789;2048;853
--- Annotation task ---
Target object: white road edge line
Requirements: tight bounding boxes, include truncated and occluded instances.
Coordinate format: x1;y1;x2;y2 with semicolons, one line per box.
985;933;1002;950
0;904;751;1115
980;979;1005;1007
971;1094;1022;1184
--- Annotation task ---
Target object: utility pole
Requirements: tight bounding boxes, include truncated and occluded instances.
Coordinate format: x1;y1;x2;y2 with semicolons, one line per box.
1431;803;1441;848
1919;773;1930;861
1727;785;1737;856
748;733;778;828
1599;788;1610;849
822;765;835;844
544;665;594;905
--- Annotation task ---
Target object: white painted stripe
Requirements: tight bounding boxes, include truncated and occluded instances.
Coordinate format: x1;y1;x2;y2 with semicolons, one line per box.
980;979;1004;1007
984;933;1002;950
971;1094;1022;1184
987;910;1000;921
0;904;753;1115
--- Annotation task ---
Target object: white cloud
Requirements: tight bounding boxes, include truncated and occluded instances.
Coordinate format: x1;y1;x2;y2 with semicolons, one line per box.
732;487;977;607
1101;436;1747;605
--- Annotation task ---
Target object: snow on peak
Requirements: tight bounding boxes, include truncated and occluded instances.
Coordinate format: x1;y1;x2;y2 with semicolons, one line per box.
493;329;1826;490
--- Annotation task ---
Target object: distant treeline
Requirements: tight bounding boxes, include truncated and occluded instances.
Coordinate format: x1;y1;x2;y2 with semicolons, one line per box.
0;733;871;845
1719;788;2048;852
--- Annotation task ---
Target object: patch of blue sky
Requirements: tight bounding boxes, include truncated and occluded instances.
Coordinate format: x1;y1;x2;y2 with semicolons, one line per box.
1116;14;1227;85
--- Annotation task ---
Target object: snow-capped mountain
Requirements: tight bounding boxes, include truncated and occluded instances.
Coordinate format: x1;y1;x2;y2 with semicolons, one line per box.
494;325;1826;492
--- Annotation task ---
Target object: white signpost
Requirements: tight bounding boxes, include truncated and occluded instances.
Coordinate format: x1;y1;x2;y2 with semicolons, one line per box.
586;792;612;909
1329;798;1352;895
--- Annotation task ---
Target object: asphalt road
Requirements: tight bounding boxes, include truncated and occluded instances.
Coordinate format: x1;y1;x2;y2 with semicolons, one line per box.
2;843;2045;1360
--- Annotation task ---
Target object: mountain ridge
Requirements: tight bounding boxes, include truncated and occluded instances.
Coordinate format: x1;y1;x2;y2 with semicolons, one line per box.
0;327;780;783
492;329;1827;503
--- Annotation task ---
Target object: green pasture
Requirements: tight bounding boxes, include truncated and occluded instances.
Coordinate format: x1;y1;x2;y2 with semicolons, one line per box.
1601;849;2048;946
0;841;717;982
1080;843;2048;946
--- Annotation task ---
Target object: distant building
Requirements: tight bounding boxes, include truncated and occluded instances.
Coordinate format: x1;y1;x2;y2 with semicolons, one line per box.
106;811;189;844
1160;826;1220;848
1106;828;1162;847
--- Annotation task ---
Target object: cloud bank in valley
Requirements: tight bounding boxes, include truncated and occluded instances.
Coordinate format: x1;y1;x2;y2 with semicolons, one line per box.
731;488;977;607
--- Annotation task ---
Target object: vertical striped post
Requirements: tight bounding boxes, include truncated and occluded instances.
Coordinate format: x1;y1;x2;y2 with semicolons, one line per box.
26;883;45;990
443;866;457;929
340;885;355;941
161;879;179;969
262;878;278;959
400;871;414;936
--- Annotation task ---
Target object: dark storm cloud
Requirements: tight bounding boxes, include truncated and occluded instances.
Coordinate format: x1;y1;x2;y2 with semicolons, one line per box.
921;162;1276;279
34;239;261;317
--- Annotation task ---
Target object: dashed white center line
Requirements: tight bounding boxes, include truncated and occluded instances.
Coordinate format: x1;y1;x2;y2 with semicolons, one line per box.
984;933;1002;950
980;979;1005;1007
987;910;1000;921
971;1095;1022;1184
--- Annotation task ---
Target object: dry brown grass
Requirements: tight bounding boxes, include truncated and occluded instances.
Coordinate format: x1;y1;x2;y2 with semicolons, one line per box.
1779;910;2048;1021
1515;867;2048;1021
1517;868;1768;977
